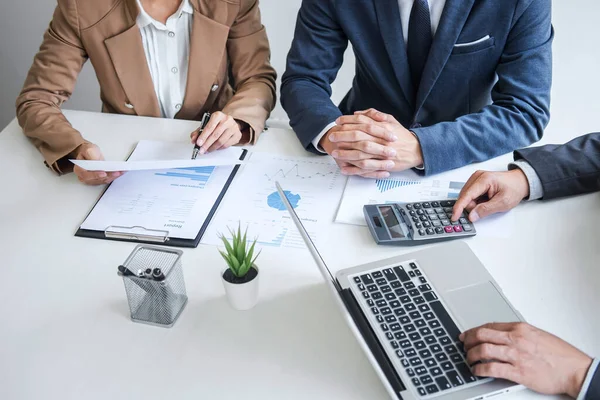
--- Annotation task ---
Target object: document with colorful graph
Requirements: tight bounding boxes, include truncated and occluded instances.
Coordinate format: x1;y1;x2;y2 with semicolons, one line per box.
202;152;347;249
77;141;246;246
336;169;467;226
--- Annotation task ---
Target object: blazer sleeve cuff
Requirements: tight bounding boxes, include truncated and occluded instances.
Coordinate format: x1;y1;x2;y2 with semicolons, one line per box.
43;138;90;176
577;358;600;400
410;125;460;175
311;122;337;154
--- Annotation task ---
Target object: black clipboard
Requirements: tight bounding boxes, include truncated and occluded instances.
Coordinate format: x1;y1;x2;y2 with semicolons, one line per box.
75;149;248;248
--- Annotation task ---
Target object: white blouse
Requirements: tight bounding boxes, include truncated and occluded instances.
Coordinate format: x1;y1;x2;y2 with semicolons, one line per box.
136;0;193;119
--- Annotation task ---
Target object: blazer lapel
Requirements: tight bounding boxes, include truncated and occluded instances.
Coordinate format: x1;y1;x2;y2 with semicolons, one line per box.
414;0;476;112
374;0;414;108
178;6;230;118
105;24;161;117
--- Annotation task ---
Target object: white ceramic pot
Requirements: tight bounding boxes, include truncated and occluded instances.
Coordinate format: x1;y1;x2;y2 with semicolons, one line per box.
221;266;259;311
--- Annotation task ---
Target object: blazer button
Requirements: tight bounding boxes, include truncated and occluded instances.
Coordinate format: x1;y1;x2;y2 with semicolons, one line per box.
125;103;134;109
211;84;219;92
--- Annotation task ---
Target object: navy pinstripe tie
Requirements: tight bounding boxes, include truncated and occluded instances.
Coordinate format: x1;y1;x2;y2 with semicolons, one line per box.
407;0;433;92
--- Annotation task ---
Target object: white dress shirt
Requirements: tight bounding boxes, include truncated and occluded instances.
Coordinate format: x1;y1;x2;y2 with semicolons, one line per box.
312;0;447;152
136;0;193;119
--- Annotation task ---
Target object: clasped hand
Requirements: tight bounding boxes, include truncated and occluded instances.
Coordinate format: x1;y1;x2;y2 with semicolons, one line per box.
320;109;423;179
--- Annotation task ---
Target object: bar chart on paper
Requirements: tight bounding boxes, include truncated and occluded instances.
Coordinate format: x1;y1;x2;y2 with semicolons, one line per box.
376;178;420;193
203;153;347;249
154;166;216;189
80;163;235;240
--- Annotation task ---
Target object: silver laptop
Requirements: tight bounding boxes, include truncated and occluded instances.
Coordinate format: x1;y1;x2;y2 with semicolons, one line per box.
275;182;525;400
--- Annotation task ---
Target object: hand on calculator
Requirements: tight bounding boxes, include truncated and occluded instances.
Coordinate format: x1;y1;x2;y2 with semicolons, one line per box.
451;170;530;222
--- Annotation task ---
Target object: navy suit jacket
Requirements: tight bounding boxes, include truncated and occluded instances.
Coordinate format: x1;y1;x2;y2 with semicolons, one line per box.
281;0;553;175
515;132;600;200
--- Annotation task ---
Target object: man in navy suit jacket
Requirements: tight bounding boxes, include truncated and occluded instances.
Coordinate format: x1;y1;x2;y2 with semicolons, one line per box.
280;0;553;178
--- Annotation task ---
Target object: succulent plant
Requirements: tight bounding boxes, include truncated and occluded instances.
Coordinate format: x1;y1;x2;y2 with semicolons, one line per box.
219;224;260;278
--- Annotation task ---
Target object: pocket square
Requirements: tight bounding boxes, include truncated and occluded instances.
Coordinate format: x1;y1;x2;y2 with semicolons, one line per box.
454;35;491;48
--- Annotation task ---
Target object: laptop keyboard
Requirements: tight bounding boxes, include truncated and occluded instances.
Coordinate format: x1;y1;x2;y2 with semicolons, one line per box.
351;261;483;397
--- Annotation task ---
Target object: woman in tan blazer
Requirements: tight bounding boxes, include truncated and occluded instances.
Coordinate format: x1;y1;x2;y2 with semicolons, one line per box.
17;0;276;185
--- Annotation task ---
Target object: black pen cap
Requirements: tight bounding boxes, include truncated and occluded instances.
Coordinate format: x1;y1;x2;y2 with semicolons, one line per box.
152;268;166;281
118;265;136;276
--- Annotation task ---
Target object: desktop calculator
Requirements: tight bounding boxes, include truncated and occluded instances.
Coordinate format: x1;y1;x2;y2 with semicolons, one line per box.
364;200;476;245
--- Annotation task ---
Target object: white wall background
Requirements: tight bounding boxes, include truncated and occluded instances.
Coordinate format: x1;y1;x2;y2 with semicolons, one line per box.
0;0;599;143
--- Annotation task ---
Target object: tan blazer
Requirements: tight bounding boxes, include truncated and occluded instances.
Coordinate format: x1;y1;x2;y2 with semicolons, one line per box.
16;0;277;174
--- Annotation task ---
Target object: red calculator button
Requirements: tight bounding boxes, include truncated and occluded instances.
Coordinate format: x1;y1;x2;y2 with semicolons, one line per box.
453;226;463;233
444;226;453;233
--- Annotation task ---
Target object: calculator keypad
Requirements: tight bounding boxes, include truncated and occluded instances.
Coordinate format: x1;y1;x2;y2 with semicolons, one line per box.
403;201;474;239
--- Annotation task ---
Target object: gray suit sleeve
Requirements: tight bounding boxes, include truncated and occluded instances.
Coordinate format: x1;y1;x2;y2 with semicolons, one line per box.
513;132;600;199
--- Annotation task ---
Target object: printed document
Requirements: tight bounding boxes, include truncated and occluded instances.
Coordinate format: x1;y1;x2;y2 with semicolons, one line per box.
336;157;515;238
79;141;244;240
71;140;244;171
202;152;348;249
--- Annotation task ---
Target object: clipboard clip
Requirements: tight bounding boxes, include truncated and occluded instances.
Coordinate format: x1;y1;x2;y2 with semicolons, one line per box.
105;226;170;243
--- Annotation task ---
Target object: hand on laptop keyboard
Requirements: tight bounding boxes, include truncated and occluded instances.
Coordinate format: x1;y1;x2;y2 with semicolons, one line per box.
460;322;593;398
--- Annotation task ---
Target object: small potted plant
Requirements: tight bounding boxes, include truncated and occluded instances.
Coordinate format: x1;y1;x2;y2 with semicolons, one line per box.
219;224;261;311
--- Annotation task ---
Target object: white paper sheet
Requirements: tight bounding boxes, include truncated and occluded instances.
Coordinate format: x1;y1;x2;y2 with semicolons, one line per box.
79;141;245;240
336;158;515;238
202;152;348;249
71;140;244;171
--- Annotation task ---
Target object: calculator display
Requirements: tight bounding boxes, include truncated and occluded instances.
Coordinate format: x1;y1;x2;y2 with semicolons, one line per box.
378;206;405;239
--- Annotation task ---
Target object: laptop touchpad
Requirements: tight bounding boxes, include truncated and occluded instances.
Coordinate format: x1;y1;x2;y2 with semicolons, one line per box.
444;281;521;332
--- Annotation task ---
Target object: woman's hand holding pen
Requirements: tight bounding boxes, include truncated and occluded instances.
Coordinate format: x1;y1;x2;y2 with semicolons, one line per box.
73;143;124;185
190;112;246;154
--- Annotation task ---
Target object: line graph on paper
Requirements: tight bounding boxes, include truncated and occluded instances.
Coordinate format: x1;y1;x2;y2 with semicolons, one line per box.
264;164;337;182
202;153;347;249
261;156;343;190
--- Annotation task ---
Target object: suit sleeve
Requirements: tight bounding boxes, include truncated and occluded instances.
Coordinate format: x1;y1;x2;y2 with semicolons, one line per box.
412;0;553;175
513;132;600;200
222;0;277;144
584;363;600;400
280;0;348;153
15;1;89;175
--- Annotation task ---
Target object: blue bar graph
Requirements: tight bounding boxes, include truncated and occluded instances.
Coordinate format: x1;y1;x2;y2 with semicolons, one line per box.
154;166;216;188
256;228;287;247
376;179;420;193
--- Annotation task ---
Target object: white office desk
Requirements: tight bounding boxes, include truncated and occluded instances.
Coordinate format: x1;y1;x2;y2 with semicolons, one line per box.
0;110;598;400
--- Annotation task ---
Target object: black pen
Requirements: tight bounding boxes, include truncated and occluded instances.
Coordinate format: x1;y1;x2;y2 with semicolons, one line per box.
118;265;136;277
118;265;153;292
191;112;211;160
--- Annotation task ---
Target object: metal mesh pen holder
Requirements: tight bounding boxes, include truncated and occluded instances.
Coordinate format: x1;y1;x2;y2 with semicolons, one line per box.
120;245;188;328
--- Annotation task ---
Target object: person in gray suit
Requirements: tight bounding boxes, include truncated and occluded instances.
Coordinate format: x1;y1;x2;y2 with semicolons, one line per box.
452;132;600;222
452;132;600;399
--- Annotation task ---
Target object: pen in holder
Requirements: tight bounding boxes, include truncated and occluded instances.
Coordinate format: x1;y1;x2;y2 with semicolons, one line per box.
118;245;188;328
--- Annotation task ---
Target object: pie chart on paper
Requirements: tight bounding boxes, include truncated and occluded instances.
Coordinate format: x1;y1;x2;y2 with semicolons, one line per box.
267;190;301;211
